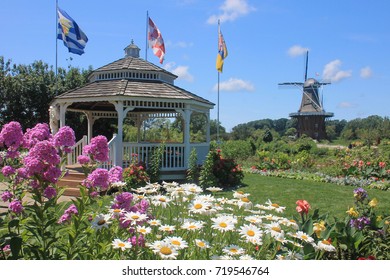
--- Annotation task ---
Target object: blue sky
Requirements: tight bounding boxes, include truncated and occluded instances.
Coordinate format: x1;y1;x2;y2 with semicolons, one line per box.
1;0;389;131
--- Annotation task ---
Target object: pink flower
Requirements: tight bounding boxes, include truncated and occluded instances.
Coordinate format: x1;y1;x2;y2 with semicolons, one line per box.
108;166;123;183
296;200;311;214
1;166;16;177
23;123;52;149
0;121;24;158
53;126;75;148
43;186;57;199
9;199;24;214
77;155;90;165
82;168;110;191
1;191;13;202
379;162;386;169
82;135;109;162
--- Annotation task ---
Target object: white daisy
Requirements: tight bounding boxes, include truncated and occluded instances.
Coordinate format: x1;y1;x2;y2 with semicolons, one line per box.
223;245;245;256
195;239;210;249
150;240;178;260
316;239;336;252
165;236;188;249
206;187;223;192
239;224;263;244
108;208;125;218
233;190;249;199
111;238;132;251
295;231;315;243
91;214;111;230
265;199;286;213
123;211;148;225
188;199;212;214
183;183;203;194
239;254;255;260
237;197;253;209
137;226;152;235
159;224;175;232
266;222;286;242
148;219;161;227
244;215;263;225
151;195;171;208
211;216;237;232
181;220;204;231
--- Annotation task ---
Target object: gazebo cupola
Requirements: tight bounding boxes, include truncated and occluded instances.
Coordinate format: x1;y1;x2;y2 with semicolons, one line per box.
124;40;140;58
49;40;214;179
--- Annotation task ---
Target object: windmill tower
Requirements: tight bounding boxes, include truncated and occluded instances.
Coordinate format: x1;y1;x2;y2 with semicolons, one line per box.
279;51;333;140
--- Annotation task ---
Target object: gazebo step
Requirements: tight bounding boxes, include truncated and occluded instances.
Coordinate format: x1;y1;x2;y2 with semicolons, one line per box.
160;170;187;181
58;166;86;197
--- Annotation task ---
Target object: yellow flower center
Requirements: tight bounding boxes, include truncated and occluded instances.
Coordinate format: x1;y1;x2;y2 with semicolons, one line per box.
241;197;250;203
160;247;172;255
189;225;197;229
139;229;146;233
113;209;121;213
159;197;166;202
172;240;181;246
230;248;238;253
247;230;255;237
131;215;140;220
301;235;308;240
219;222;228;228
97;219;106;226
118;242;125;247
237;191;244;194
197;241;205;247
194;203;203;209
271;203;280;208
322;240;331;245
271;226;281;233
290;219;296;223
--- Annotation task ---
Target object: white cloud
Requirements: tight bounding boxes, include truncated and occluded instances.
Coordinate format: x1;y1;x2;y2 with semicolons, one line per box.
337;102;357;108
287;45;309;57
213;77;255;92
164;62;194;82
360;66;372;79
207;0;256;24
322;60;352;82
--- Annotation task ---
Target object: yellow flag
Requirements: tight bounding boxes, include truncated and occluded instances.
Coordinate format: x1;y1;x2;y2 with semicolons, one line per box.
216;29;228;72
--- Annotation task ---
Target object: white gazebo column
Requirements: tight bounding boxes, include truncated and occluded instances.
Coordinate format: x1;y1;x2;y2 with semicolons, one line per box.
113;101;124;167
49;105;60;134
59;102;71;128
182;108;193;169
84;111;96;143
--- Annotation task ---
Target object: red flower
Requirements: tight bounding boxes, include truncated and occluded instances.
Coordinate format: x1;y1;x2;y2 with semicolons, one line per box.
296;200;311;214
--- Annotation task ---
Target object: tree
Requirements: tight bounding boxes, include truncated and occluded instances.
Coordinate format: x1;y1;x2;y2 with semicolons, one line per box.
262;128;273;143
0;56;92;136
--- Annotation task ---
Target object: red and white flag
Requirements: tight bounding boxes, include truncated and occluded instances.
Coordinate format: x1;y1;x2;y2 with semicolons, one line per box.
148;17;165;64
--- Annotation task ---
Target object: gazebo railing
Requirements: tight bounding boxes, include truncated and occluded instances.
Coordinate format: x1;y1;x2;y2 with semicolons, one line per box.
100;134;117;170
122;143;186;170
67;135;88;165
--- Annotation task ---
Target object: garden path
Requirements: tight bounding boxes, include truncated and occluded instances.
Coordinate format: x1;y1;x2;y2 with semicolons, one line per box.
0;182;74;214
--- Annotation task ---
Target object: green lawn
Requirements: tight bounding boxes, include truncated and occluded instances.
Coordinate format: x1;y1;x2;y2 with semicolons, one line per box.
222;173;390;220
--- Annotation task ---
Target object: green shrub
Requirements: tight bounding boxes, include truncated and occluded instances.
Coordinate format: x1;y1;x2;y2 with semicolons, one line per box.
199;149;244;189
221;140;254;160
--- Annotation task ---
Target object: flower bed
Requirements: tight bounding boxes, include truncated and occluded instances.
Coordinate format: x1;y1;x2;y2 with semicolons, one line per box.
1;121;389;260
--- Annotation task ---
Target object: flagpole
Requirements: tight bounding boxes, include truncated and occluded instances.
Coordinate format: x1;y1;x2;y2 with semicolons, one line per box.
145;11;149;61
216;20;220;146
55;0;58;96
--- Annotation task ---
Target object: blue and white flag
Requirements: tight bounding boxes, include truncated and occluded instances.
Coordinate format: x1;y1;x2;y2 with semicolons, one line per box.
57;7;88;55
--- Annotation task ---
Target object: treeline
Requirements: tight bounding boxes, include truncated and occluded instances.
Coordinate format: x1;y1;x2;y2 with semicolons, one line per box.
1;56;389;146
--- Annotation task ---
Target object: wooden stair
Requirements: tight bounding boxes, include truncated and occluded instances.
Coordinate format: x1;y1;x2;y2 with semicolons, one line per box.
58;166;86;197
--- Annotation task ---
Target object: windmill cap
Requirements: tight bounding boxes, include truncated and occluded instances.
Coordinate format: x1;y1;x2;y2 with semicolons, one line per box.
303;78;320;88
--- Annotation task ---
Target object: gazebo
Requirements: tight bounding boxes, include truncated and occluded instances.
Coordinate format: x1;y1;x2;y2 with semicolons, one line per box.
49;41;214;179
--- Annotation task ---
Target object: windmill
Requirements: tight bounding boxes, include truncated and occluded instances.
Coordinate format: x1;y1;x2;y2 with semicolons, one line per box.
279;51;333;140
